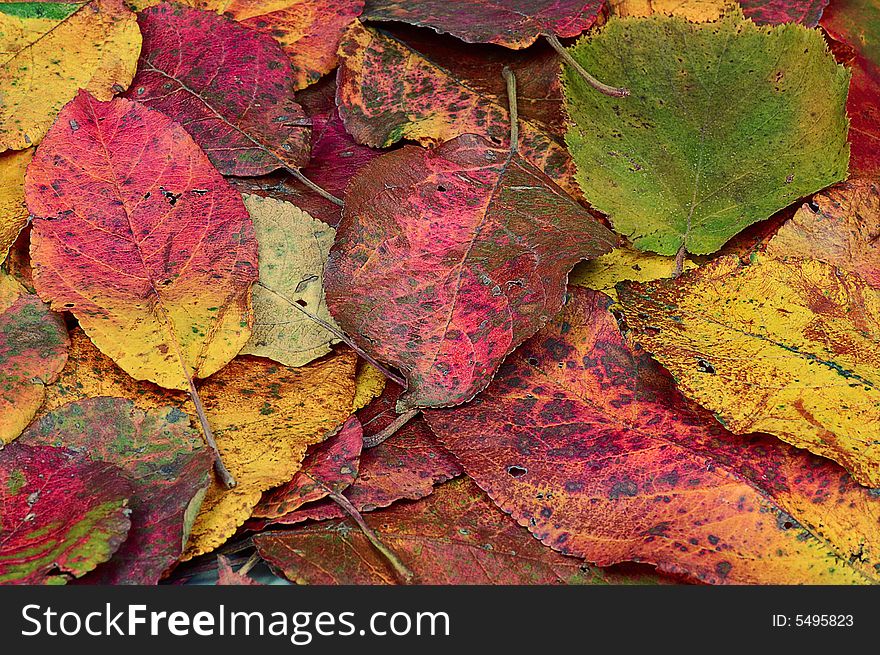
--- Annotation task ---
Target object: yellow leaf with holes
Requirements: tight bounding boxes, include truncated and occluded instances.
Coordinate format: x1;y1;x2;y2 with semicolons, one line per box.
0;0;141;150
618;255;880;486
569;246;696;301
0;149;33;262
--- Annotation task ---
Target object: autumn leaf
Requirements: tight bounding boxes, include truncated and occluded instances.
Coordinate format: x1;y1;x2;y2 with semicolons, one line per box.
0;149;33;262
326;125;616;409
363;0;603;48
20;397;211;584
569;245;696;301
0;442;132;585
563;8;850;256
351;361;387;411
821;0;880;177
256;477;671;585
133;0;364;89
240;195;339;367
37;327;359;557
125;3;310;177
766;180;880;287
254;384;460;528
216;554;261;586
184;351;357;557
617;255;880;486
0;0;140;150
336;22;580;194
254;416;363;521
0;272;69;445
608;0;829;26
425;288;880;584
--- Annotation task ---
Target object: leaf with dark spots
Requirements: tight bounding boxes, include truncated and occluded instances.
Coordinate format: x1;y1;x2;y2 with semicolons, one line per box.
325;135;616;409
0;442;132;585
253;416;363;521
738;0;828;26
256;477;673;584
425;288;880;584
363;0;603;48
336;21;581;195
20;397;211;584
25;91;258;393
126;2;310;176
617;255;880;486
0;272;69;446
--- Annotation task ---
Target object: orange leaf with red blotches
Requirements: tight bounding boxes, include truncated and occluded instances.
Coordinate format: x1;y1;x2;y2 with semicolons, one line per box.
25;91;258;392
425;288;880;584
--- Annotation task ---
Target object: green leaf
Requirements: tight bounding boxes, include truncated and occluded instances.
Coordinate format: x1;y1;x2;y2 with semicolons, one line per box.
563;8;850;255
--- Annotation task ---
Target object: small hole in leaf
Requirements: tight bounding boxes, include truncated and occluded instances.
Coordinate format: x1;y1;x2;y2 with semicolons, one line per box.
782;521;793;530
437;185;447;192
63;303;74;308
296;299;308;307
507;465;527;478
807;199;820;212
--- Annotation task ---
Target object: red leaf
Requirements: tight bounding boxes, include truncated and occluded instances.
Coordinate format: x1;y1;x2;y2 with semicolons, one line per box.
126;2;310;176
254;384;460;528
738;0;828;26
25;91;258;390
255;477;671;584
216;555;261;585
254;415;363;520
0;443;132;585
325;135;616;409
21;398;212;584
363;0;604;48
425;288;880;584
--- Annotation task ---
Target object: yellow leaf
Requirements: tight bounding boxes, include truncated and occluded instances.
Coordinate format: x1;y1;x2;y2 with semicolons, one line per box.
618;255;880;486
569;246;696;301
0;149;33;262
0;0;141;150
240;195;339;367
352;361;387;411
40;329;359;557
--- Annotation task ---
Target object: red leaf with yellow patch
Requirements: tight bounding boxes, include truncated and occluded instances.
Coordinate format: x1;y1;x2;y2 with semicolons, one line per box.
126;2;310;176
325;135;616;409
0;443;132;585
25;91;258;391
425;288;880;584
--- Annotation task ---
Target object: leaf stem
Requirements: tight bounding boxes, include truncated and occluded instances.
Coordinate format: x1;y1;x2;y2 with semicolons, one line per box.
285;167;344;206
255;281;407;387
363;409;420;448
673;242;687;278
328;489;415;584
238;551;260;576
502;66;519;154
187;375;236;489
545;33;630;98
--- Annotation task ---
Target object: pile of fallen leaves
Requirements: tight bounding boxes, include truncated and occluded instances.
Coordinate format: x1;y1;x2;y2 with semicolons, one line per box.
0;0;878;586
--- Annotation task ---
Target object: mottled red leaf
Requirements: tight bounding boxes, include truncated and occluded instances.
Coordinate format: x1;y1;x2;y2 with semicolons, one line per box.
363;0;603;48
425;288;880;584
739;0;828;26
336;22;579;194
254;416;363;520
25;91;258;392
217;555;260;585
0;443;132;585
20;397;212;584
325;135;616;409
822;0;880;177
255;384;460;528
256;477;670;584
126;2;310;176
